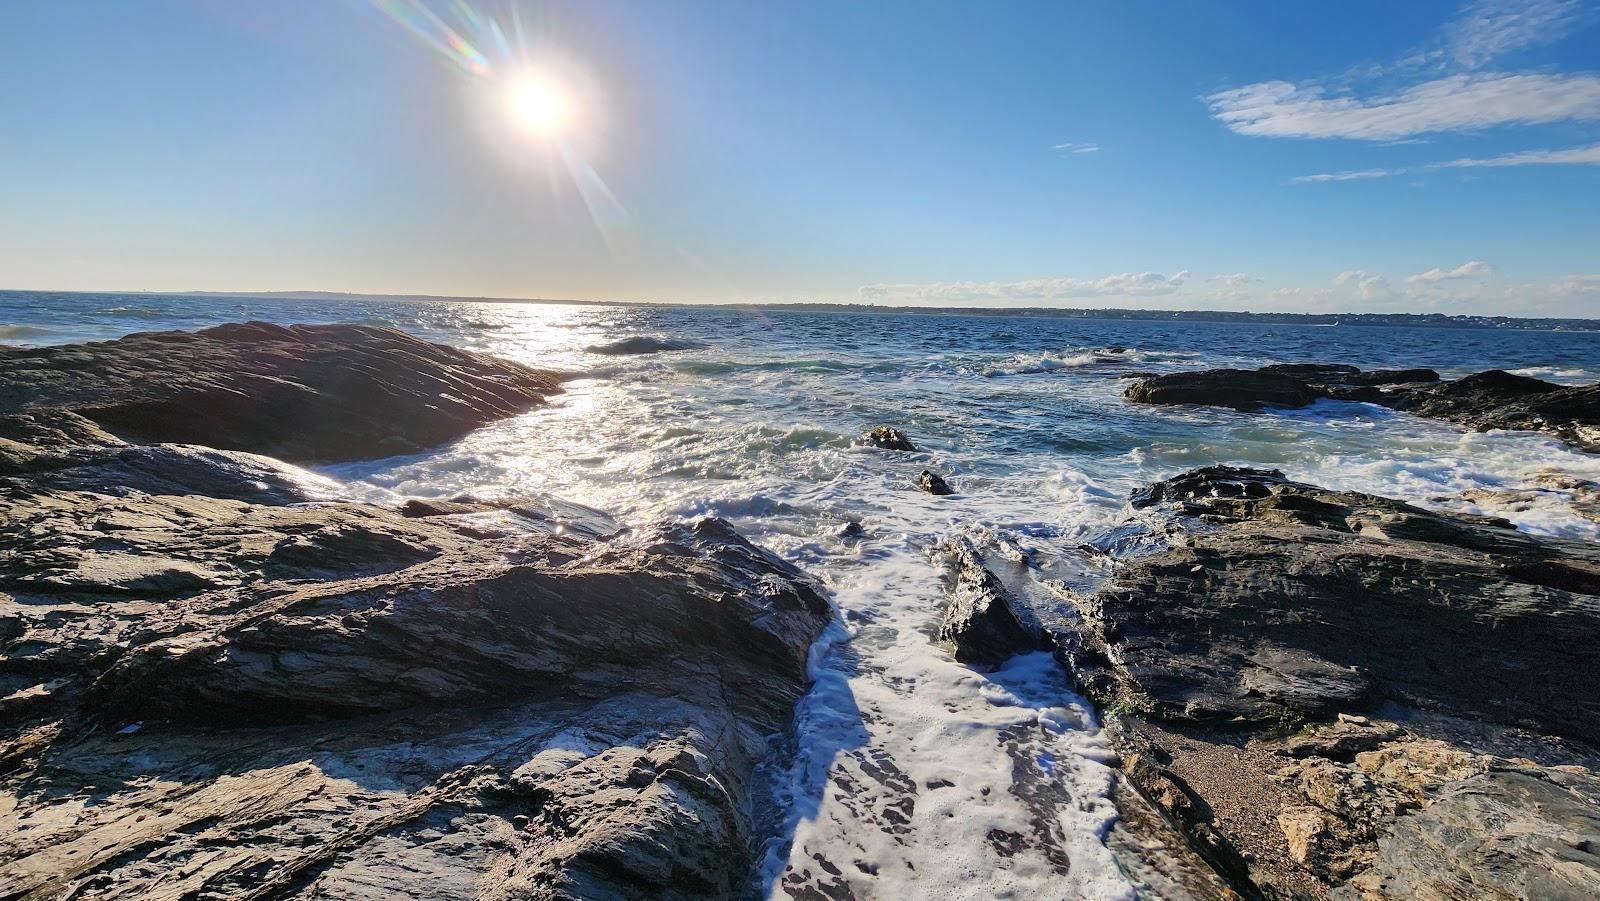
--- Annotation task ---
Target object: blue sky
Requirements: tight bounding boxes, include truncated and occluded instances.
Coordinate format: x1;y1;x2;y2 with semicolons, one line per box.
1;0;1596;314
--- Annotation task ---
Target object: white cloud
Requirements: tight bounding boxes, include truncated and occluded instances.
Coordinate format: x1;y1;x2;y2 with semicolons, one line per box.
1334;270;1392;300
1207;72;1600;141
1293;168;1401;183
1294;140;1600;182
1438;141;1600;167
1208;273;1259;287
858;270;1191;305
1406;260;1495;285
1445;0;1583;70
1547;274;1600;296
1052;142;1100;153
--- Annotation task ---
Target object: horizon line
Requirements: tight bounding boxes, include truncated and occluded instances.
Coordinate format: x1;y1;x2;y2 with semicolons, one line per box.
3;286;1598;325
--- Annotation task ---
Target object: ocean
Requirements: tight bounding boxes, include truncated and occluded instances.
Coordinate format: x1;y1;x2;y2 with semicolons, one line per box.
6;289;1600;897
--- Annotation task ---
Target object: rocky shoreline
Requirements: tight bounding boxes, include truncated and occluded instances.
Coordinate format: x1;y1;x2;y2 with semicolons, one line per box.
938;466;1600;899
0;325;831;899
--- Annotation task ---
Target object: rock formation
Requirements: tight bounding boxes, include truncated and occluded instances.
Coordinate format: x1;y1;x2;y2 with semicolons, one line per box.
1125;364;1600;451
917;469;954;495
938;466;1600;898
863;425;917;451
0;322;564;462
0;326;832;900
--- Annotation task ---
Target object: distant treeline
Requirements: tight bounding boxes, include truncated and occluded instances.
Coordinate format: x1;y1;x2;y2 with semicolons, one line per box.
716;303;1600;332
87;289;1600;332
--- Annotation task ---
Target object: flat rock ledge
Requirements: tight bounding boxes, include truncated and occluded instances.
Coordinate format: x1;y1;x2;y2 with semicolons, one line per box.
938;466;1600;899
0;325;833;900
1127;364;1600;451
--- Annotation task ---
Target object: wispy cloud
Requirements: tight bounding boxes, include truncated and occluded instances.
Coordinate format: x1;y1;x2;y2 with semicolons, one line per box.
1445;0;1583;69
1051;142;1100;153
1208;0;1596;144
1208;273;1259;287
1294;140;1600;182
1334;270;1392;300
1207;73;1600;141
1406;260;1494;285
1439;141;1600;167
859;270;1190;304
1293;168;1400;183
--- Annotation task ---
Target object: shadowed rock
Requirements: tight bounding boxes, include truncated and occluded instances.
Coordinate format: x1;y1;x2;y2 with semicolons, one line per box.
1391;369;1600;449
1126;364;1598;450
1124;369;1322;411
0;322;564;463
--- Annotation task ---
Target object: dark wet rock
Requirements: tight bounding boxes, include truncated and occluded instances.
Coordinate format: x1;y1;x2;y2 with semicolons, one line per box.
933;536;1038;664
917;469;954;495
1124;368;1323;411
1071;466;1600;736
950;466;1600;897
1127;363;1597;450
0;322;563;463
1345;368;1439;386
864;425;916;451
585;336;708;355
1392;370;1600;449
1260;363;1362;383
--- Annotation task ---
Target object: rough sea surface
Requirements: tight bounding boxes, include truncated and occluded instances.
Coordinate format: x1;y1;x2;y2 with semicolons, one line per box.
6;290;1600;898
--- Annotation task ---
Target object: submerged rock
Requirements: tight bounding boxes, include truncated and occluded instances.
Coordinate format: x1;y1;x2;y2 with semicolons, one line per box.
585;336;708;355
918;469;954;495
0;322;564;462
864;425;917;451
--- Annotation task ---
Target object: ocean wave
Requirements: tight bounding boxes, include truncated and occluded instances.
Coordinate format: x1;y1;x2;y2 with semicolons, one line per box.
979;345;1194;377
1508;366;1593;385
0;324;53;340
91;305;177;320
586;335;709;355
670;358;856;376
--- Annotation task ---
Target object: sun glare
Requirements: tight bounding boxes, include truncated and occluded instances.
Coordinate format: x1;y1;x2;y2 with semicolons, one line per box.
507;74;572;138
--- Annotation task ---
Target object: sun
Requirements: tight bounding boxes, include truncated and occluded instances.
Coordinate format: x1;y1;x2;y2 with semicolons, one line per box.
506;74;572;138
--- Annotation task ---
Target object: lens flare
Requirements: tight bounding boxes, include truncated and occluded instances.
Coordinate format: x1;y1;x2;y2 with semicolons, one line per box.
369;0;632;253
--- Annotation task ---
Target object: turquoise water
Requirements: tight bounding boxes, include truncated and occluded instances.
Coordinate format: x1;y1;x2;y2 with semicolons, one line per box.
7;290;1600;897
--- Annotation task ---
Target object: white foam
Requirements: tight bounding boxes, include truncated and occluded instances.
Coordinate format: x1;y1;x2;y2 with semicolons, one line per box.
752;543;1132;900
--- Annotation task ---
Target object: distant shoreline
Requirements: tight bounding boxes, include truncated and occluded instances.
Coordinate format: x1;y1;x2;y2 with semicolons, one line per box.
5;287;1598;332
